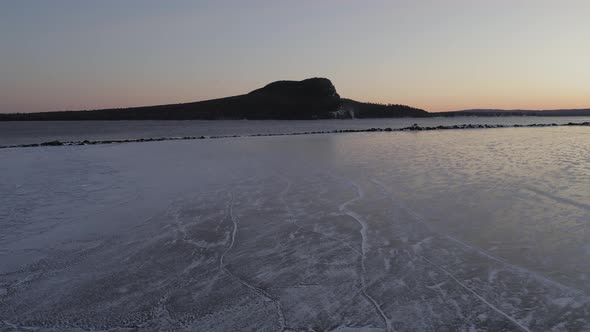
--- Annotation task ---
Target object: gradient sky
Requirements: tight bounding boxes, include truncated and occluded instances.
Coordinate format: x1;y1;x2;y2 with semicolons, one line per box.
1;0;589;113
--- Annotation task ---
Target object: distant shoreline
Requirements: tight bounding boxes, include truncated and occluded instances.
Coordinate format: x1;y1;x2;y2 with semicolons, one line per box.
1;77;588;120
2;108;589;122
2;121;588;150
2;111;590;121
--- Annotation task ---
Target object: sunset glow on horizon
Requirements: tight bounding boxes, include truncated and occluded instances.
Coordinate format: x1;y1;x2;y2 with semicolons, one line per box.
1;0;589;113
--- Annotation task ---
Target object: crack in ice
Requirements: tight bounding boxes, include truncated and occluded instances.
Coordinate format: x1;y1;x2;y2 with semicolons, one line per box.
278;175;361;256
524;185;590;212
339;179;392;332
417;254;531;332
371;179;587;297
220;192;288;332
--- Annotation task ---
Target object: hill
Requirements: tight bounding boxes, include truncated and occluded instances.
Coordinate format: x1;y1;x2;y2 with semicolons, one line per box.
0;78;426;120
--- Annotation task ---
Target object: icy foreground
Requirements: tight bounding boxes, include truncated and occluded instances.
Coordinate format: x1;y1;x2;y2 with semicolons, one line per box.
1;127;589;331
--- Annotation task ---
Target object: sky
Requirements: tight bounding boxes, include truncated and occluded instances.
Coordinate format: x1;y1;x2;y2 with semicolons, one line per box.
1;0;589;113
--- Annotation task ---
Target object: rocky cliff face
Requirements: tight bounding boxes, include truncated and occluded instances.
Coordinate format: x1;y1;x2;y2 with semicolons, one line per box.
245;78;341;119
250;78;339;99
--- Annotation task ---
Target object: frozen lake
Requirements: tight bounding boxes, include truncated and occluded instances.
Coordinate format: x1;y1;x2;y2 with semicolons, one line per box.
1;126;589;331
1;116;590;146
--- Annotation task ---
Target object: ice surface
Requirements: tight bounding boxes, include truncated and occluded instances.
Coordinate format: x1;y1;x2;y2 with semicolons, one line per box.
0;126;589;331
